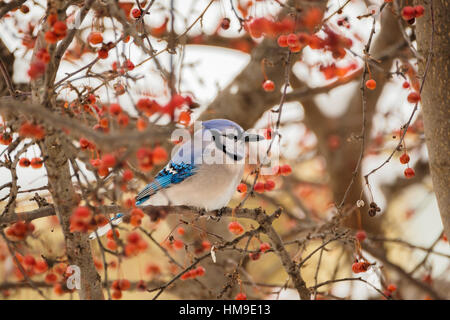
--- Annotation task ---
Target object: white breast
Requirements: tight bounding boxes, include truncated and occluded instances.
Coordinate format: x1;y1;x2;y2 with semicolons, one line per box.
149;162;244;211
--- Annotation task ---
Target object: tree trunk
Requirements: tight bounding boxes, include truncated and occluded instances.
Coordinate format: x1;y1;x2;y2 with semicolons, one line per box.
40;134;105;299
415;0;450;240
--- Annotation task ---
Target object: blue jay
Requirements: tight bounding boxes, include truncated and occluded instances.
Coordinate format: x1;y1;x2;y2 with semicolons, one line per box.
89;119;263;239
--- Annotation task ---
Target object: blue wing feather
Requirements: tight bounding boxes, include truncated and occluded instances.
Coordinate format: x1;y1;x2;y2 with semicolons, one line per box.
135;161;197;205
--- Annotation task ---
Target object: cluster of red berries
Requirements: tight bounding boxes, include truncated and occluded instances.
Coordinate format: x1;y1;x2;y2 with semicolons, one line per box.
246;17;295;39
228;221;244;235
112;279;131;299
278;27;352;59
5;221;35;241
19;121;45;140
96;153;117;177
44;15;67;44
28;48;50;79
137;95;194;125
236;165;292;195
14;253;48;278
196;240;212;254
124;231;148;256
246;7;323;39
112;59;135;74
273;164;293;176
105;229;120;251
135;146;168;172
18;157;43;168
320;63;358;81
352;260;371;273
249;242;271;261
97;42;115;60
399;151;415;179
180;266;206;280
253;179;276;193
401;5;425;22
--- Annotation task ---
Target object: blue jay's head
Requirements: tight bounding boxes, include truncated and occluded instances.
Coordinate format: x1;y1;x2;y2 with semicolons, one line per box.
201;119;264;162
202;119;264;143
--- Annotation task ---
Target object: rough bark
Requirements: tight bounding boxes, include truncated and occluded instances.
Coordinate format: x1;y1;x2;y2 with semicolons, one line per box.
415;0;450;240
40;133;105;299
28;0;105;299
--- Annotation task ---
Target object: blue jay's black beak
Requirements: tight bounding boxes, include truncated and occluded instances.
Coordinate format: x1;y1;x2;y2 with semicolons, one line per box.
244;133;265;142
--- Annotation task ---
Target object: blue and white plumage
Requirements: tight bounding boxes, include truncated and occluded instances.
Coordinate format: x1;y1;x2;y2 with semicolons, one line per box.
89;119;263;240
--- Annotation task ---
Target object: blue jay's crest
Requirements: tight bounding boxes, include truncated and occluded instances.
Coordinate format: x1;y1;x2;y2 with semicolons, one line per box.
202;119;244;135
135;161;197;205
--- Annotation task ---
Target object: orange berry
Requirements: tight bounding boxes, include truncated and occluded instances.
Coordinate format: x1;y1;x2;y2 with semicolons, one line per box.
109;103;122;116
19;158;31;167
407;92;421;104
101;154;116;168
260;242;271;252
106;240;118;251
414;5;425;18
387;284;397;292
122;169;133;181
131;8;141;19
88;32;103;45
152;146;168;165
365;79;376;90
254;182;265;193
52;21;67;37
137;117;148;131
195;266;205;276
401;6;415;20
262;80;275;92
30;157;43;169
355;230;367;241
237;183;247;193
400;153;410;164
264;180;275;191
44;31;58;44
228;221;244;235
235;293;247;300
119;279;131;291
178;111;191;126
173;239;184;250
404;167;415;179
112;289;122;299
277;35;288;47
98;49;108;59
45;272;57;284
280;164;292;176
